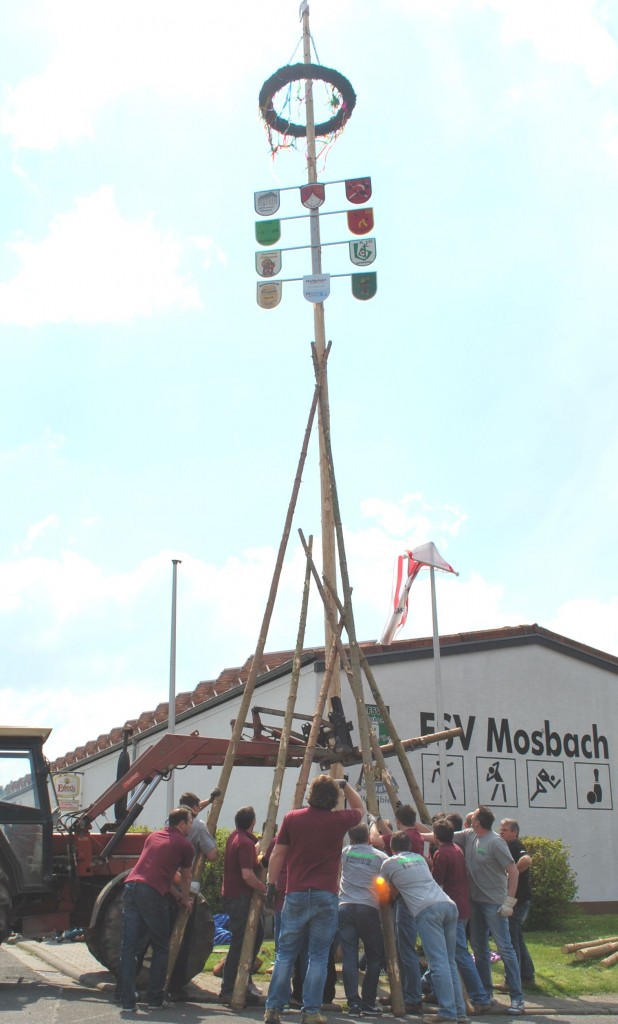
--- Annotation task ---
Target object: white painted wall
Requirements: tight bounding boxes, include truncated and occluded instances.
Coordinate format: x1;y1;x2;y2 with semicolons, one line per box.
58;640;616;904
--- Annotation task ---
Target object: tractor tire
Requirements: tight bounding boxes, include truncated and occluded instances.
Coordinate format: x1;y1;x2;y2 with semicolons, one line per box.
86;875;215;987
0;869;12;943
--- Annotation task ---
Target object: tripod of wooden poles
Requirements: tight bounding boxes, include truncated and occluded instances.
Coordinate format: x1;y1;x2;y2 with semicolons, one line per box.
165;344;462;1014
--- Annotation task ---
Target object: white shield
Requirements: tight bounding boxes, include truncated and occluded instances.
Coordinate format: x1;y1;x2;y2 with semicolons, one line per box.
254;190;281;216
349;238;377;266
303;274;331;303
255;250;282;277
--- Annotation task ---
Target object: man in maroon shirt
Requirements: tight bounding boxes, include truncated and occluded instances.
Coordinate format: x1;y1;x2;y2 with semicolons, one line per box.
118;807;194;1011
220;805;267;1005
264;776;363;1024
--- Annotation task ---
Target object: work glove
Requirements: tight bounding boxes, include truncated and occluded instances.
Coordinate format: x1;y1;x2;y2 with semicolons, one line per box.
264;883;278;910
498;896;517;918
209;788;221;801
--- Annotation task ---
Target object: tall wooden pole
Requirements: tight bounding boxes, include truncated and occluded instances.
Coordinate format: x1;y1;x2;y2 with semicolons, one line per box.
167;558;181;815
301;2;341;707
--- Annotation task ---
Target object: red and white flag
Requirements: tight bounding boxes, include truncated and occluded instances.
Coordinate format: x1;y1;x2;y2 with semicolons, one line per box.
379;542;458;646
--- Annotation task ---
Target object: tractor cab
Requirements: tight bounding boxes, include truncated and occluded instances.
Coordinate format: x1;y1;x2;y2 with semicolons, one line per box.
0;727;55;899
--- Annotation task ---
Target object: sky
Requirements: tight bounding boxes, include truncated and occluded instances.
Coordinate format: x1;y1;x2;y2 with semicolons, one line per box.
1;0;617;762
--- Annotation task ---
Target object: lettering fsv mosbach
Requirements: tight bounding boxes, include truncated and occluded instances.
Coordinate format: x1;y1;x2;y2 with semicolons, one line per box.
420;713;609;760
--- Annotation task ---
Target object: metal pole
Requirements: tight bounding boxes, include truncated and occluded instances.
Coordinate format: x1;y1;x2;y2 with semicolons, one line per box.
430;566;449;812
168;558;181;816
300;2;341;705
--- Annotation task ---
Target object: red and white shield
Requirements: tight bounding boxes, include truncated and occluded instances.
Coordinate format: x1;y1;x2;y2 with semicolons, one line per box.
300;184;326;209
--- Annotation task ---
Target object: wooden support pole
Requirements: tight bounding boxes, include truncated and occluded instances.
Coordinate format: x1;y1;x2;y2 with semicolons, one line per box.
207;379;320;836
379;899;405;1018
231;540;314;1008
165;849;206;989
293;617;346;809
290;570;408;1017
310;343;378;812
358;647;433;824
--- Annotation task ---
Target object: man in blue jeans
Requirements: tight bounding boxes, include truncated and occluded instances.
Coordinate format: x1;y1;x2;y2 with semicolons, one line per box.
499;819;535;985
118;806;194;1012
454;806;525;1016
381;831;466;1024
264;776;363;1024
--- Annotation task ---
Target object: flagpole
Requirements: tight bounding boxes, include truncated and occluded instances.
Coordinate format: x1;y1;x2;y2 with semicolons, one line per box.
430;565;449;812
301;2;341;704
167;558;181;816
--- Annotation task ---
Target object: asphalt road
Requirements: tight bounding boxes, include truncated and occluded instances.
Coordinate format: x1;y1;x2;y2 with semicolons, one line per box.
2;944;617;1024
0;945;261;1024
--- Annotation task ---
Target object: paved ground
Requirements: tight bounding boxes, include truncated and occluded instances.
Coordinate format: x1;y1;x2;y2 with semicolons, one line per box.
5;936;618;1017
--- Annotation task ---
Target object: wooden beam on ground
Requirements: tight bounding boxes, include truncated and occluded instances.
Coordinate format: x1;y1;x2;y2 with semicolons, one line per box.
576;941;618;961
562;936;618;953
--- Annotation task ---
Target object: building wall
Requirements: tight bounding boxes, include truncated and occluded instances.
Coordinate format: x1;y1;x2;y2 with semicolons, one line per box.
63;639;616;905
349;642;615;904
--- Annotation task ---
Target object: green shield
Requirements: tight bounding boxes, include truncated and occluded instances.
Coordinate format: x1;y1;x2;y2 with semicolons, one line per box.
351;272;377;301
255;219;281;246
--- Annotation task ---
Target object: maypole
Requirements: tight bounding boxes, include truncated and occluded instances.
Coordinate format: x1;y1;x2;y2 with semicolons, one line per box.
256;1;377;718
300;0;340;703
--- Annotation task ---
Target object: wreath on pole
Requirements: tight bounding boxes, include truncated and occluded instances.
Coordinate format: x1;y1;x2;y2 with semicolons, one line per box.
258;63;356;139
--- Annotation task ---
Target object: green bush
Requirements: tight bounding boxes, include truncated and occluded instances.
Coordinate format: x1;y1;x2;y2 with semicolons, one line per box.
199;827;230;914
521;834;578;930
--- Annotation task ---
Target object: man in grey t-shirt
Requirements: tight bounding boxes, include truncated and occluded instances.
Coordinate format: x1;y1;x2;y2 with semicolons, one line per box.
339;823;387;1014
381;832;466;1023
454;806;524;1015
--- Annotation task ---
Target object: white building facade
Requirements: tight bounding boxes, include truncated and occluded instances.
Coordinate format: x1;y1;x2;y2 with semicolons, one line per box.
50;624;617;909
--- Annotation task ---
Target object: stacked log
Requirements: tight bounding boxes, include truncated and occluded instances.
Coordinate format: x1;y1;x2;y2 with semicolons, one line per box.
562;936;618;968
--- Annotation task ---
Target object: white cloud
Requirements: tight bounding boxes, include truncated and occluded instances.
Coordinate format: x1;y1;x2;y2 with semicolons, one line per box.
547;597;618;655
20;514;60;553
0;187;200;325
2;494;618;760
191;236;229;270
0;0;310;150
482;0;618;84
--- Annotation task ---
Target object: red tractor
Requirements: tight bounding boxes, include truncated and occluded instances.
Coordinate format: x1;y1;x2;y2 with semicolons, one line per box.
0;707;362;984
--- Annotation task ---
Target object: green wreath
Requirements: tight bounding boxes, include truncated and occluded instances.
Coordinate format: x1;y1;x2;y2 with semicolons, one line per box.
258;63;356;139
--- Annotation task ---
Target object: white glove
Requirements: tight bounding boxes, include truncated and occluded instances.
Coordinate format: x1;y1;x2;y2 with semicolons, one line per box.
498;896;517;918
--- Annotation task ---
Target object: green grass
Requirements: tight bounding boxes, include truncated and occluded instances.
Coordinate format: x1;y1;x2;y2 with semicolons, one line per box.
204;914;618;998
495;912;618;998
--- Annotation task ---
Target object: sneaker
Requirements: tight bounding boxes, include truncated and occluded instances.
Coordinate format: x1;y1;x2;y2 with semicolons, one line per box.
246;991;264;1007
121;1008;137;1015
264;1011;281;1024
458;1017;469;1023
361;1004;383;1016
146;1000;170;1008
348;1004;363;1016
301;1014;328;1024
507;999;525;1016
